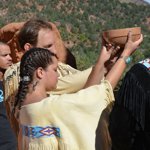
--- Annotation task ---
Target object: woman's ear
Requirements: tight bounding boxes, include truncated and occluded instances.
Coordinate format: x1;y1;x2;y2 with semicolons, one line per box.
36;67;44;79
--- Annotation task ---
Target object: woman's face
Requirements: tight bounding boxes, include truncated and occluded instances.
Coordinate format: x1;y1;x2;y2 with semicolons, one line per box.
44;56;58;91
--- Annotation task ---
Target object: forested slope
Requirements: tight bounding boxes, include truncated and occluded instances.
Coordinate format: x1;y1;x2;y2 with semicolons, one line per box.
0;0;150;69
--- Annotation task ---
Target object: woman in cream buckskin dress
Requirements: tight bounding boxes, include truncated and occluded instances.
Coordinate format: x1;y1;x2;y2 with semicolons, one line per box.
15;31;142;149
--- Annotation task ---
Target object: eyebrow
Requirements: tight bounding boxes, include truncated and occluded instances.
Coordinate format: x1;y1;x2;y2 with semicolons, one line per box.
43;44;53;48
0;52;11;55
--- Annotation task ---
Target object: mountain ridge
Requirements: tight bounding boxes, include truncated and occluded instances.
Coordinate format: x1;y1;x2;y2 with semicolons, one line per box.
0;0;150;69
119;0;149;5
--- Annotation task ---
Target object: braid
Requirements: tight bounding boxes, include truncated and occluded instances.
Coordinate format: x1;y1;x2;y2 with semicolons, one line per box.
15;80;30;109
14;48;57;109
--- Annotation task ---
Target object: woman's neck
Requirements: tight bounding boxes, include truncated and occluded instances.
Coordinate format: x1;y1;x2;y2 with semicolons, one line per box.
23;86;47;106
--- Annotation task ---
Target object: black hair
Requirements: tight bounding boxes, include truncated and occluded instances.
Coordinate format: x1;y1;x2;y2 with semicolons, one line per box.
14;47;57;109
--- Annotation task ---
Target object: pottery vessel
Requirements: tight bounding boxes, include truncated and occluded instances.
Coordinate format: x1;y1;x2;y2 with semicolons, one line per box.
102;27;141;48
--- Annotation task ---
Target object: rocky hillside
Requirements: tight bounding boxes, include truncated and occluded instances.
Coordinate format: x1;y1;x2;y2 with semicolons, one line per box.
119;0;148;5
0;0;150;69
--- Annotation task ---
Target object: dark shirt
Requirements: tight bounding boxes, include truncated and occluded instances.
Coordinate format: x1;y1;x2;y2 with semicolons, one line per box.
0;80;17;150
0;81;4;102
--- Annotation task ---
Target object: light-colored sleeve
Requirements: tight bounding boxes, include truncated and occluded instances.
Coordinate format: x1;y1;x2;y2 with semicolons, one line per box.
19;80;114;150
3;63;20;118
4;62;20;103
51;80;114;115
3;62;20;136
47;80;114;150
50;63;92;95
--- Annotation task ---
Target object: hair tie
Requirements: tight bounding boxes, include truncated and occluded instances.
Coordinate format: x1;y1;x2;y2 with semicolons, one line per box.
20;76;30;82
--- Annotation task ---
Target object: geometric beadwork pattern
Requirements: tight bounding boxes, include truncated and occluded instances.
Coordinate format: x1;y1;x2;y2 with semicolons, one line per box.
21;125;61;138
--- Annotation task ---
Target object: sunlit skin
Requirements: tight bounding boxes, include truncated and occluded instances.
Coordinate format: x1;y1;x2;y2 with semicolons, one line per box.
0;44;12;71
23;56;58;106
36;29;57;55
36;29;59;88
44;56;58;91
104;46;122;74
24;28;57;58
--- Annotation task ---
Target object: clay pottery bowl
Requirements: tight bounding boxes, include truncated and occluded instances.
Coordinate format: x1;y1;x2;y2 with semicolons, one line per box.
102;27;141;48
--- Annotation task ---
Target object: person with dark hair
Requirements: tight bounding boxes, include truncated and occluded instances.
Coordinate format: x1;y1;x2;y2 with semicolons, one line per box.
4;18;86;136
3;18;107;136
16;29;142;149
108;58;150;150
4;18;143;146
15;47;110;150
0;41;17;150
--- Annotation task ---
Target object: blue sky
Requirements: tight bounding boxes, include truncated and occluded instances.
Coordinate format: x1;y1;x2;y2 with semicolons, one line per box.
144;0;150;4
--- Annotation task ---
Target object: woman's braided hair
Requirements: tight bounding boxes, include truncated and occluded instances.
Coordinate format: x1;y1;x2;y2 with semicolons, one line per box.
14;47;57;109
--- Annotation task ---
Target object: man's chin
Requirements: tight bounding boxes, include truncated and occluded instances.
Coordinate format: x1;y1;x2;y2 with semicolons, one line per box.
4;64;12;70
7;63;12;67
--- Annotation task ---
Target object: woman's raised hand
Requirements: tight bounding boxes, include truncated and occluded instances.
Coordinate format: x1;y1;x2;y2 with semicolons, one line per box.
121;31;143;57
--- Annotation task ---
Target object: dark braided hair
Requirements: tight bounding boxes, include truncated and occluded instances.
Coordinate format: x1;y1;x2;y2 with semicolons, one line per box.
14;47;57;109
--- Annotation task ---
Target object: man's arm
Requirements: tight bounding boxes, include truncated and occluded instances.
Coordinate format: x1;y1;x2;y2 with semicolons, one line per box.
50;67;92;95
